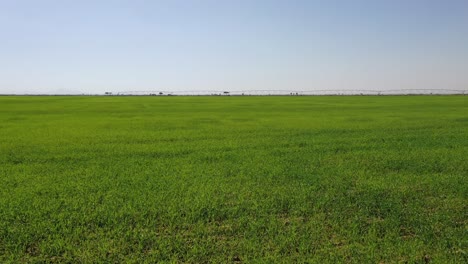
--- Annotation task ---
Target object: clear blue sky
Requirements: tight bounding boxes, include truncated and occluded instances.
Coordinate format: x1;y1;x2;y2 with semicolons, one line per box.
1;0;467;94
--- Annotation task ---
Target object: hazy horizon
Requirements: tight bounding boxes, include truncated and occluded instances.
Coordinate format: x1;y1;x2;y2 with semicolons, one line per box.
1;0;468;94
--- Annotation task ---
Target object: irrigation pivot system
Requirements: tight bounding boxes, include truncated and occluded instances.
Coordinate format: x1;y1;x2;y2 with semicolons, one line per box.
113;89;467;96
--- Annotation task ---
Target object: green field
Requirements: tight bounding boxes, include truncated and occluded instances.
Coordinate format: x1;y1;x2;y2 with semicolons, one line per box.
0;96;467;263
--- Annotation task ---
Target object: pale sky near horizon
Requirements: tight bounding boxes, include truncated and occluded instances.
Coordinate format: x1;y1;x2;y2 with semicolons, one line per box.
1;0;467;94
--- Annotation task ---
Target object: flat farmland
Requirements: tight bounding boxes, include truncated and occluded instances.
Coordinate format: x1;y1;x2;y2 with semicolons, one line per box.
0;96;467;263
